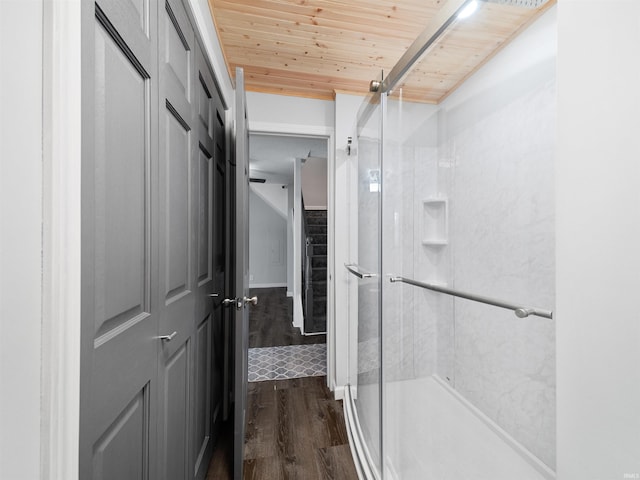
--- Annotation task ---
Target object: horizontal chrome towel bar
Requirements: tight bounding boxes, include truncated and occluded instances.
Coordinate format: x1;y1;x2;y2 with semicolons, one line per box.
390;276;553;320
345;264;377;279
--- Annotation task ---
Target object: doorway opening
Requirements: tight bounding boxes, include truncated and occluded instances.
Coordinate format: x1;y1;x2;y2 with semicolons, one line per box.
247;132;329;381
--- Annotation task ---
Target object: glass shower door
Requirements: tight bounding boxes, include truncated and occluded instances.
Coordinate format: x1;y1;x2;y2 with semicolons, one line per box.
346;86;384;478
378;1;556;478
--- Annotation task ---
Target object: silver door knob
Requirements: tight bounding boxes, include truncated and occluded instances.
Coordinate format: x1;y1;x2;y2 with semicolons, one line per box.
158;331;177;342
243;296;258;306
221;298;237;307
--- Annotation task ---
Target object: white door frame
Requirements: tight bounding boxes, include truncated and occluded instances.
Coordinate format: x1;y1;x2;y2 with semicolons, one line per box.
249;121;335;390
41;1;83;480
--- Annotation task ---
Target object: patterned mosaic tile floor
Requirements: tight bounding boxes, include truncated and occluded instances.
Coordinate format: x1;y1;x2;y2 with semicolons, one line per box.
248;343;327;382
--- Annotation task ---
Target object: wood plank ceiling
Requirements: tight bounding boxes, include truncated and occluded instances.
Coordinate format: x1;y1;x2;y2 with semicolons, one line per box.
207;0;554;102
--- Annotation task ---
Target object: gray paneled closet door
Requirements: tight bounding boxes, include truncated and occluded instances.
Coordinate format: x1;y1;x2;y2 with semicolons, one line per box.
157;1;196;479
190;39;222;480
211;97;228;425
80;0;160;479
80;1;226;479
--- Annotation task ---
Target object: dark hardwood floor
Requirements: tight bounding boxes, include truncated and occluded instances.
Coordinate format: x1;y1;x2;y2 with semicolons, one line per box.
249;287;325;348
205;377;358;480
205;288;356;479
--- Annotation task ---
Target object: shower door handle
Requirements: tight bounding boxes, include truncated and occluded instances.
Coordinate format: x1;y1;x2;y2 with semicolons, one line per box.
345;264;377;279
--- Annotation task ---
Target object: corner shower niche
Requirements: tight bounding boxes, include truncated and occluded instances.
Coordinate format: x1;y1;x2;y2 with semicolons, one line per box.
421;197;448;246
421;197;448;286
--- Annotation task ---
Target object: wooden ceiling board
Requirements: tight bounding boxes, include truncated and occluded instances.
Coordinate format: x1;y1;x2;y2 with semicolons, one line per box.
212;6;424;46
390;2;555;103
220;25;414;59
208;0;556;101
215;0;438;29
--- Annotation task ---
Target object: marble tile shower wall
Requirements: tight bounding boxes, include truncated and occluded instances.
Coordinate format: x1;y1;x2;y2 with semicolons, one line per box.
442;74;556;469
382;63;556;469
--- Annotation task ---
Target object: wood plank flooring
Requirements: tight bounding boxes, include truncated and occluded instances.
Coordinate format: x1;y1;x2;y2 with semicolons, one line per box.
206;376;358;480
205;287;357;479
249;287;325;348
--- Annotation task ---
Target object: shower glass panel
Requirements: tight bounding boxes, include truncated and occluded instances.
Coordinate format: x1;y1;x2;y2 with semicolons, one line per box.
347;86;384;477
380;2;556;479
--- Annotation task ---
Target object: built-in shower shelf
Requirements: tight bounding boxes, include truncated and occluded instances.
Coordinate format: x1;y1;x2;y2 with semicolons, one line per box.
422;198;448;246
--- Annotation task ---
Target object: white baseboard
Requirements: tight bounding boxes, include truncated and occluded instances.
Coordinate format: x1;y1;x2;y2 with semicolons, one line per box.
292;294;303;330
333;385;346;401
249;282;286;289
286;290;293;297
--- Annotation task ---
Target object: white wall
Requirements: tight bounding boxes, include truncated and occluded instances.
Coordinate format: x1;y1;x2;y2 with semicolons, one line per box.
0;2;43;479
333;92;366;393
247;92;334;132
251;183;288;219
286;185;294;296
556;0;640;478
301;157;328;209
249;190;287;287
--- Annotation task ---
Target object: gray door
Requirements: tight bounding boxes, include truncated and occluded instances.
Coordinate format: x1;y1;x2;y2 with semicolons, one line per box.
81;1;225;479
211;96;230;423
79;1;159;478
233;67;251;480
191;38;221;480
157;1;198;479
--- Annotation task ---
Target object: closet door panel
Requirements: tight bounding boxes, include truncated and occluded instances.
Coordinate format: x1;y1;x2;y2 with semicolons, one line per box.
163;107;191;301
193;315;213;475
197;148;212;285
212;96;227;425
96;0;152;66
92;388;149;480
93;19;147;339
163;0;193;119
91;2;154;447
157;2;200;480
158;80;195;480
80;2;159;479
191;40;220;480
196;44;214;155
161;343;191;480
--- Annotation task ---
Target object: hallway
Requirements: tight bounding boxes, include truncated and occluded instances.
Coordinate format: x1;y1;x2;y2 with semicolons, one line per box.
206;287;357;479
248;288;325;348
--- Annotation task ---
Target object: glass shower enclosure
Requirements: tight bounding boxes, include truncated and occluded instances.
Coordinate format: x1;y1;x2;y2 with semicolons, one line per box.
344;0;556;478
344;73;384;479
